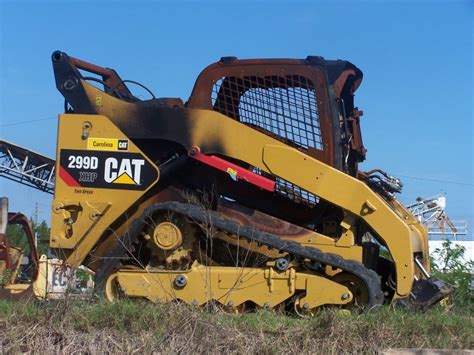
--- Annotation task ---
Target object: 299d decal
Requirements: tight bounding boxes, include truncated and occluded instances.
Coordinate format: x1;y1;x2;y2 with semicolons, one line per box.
59;149;158;190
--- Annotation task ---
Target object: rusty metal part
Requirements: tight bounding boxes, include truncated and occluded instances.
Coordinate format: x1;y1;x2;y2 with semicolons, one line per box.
52;51;135;100
6;213;39;280
217;201;310;238
0;208;39;299
187;58;337;168
188;57;365;174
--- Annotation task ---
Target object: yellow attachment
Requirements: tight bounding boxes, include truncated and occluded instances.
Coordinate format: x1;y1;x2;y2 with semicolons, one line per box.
3;283;31;295
116;263;352;309
8;246;24;284
0;260;5;280
153;222;183;250
105;272;120;302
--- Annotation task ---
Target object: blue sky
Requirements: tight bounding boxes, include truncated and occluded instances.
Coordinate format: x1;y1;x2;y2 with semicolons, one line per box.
0;0;472;238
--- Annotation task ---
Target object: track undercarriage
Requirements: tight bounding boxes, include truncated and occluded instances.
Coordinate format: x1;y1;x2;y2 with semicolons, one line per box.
96;199;385;314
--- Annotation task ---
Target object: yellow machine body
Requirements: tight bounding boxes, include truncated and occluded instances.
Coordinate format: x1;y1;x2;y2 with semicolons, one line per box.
46;51;451;312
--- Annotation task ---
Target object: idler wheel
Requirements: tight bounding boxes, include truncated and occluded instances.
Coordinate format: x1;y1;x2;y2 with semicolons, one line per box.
153;222;183;250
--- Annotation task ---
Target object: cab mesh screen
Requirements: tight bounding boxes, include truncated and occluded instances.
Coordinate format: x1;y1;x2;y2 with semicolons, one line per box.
210;74;321;206
251;167;318;207
211;75;323;151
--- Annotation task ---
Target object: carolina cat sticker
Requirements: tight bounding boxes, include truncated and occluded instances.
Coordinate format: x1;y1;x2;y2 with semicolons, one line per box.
59;149;158;190
86;138;129;151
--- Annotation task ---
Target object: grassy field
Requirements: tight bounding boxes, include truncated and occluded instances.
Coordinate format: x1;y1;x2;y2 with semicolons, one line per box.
0;298;472;353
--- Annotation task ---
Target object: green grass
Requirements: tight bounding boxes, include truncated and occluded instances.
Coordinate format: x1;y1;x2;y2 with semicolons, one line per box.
0;299;472;353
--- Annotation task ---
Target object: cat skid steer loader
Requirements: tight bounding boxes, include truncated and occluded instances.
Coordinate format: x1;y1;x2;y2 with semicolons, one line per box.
47;51;450;313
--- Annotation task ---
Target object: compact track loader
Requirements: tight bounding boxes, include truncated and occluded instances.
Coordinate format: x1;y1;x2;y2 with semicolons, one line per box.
49;51;451;313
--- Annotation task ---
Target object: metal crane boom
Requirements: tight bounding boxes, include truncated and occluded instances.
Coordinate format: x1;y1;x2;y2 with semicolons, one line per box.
0;140;55;194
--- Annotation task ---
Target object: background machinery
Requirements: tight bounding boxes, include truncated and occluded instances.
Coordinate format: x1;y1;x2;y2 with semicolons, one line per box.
2;51;453;312
0;196;82;300
0;140;55;195
407;195;468;239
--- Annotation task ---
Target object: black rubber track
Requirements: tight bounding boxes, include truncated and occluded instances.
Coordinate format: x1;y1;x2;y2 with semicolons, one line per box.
96;201;385;309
